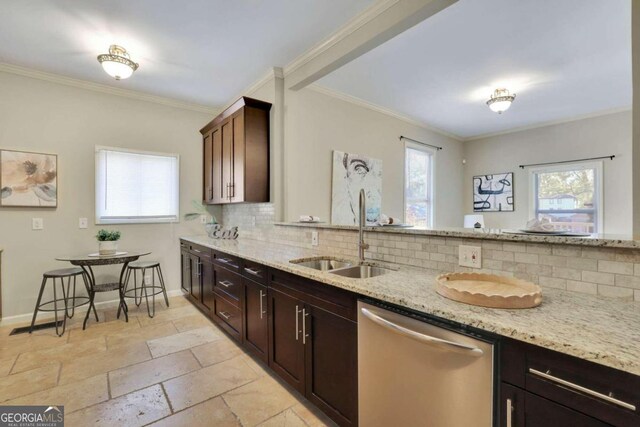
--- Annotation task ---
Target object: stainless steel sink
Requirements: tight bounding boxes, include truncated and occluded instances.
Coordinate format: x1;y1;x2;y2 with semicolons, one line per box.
330;265;391;278
290;258;353;271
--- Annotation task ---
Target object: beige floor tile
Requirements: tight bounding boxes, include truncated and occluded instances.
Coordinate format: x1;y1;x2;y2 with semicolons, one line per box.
12;337;106;374
6;374;108;414
242;354;270;377
0;333;68;360
106;321;177;349
259;409;307;427
291;403;336;427
172;313;214;332
67;316;141;343
137;304;201;327
163;355;258;412
0;364;60;402
191;337;244;367
149;396;240;427
223;376;298;426
65;384;170;427
109;350;200;397
0;355;17;377
58;341;151;385
147;326;222;358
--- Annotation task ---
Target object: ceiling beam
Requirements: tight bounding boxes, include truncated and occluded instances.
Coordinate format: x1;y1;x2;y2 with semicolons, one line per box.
285;0;458;90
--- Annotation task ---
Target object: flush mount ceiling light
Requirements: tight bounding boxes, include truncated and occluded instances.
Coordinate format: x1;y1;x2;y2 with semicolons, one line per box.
97;45;139;80
486;88;516;114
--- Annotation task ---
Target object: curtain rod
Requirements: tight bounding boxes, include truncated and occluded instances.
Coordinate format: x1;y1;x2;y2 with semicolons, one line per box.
519;155;615;169
399;135;443;151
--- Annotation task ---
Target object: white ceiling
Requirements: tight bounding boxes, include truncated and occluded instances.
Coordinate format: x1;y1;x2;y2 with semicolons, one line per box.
0;0;374;107
318;0;632;139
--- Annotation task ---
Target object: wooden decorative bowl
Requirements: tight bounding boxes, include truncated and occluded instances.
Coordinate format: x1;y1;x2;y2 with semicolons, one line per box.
435;273;542;309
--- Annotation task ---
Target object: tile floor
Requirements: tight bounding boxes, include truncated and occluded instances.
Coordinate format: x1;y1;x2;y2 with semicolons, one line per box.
0;295;336;427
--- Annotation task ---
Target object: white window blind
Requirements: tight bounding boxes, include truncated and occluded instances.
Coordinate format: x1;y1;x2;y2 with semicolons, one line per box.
95;147;179;224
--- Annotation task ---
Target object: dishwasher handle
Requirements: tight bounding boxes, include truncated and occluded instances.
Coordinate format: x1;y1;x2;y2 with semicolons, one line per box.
361;307;484;357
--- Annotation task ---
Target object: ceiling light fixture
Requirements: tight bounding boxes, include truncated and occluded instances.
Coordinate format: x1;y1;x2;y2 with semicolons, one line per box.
97;45;139;80
486;88;516;114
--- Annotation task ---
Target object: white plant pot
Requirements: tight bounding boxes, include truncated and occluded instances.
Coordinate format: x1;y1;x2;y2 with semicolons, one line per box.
98;241;118;256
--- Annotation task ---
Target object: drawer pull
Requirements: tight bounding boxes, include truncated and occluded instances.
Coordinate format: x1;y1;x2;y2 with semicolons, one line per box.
244;267;262;277
219;258;233;264
219;311;231;320
193;248;202;253
218;280;233;288
529;368;636;411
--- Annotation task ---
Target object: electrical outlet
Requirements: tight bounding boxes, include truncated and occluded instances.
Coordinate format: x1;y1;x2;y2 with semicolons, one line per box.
459;245;481;268
200;214;208;224
311;231;319;246
32;218;44;230
79;217;88;229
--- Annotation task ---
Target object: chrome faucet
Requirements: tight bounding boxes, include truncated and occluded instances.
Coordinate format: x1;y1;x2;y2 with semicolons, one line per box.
359;189;369;264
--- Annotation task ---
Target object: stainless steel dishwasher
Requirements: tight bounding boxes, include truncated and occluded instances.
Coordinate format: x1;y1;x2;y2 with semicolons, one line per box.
358;301;496;427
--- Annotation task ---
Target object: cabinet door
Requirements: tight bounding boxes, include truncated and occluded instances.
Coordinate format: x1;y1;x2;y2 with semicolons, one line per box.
523;392;610;427
221;118;233;202
203;131;213;203
211;126;223;203
189;254;202;303
501;383;525;427
201;260;215;312
244;279;268;362
304;304;358;427
180;250;191;295
230;110;244;202
268;287;305;393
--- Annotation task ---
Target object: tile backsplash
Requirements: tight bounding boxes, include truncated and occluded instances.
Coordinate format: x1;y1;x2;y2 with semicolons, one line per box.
222;204;640;301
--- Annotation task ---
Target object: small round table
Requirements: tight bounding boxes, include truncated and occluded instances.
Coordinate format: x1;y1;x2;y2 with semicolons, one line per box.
56;251;150;329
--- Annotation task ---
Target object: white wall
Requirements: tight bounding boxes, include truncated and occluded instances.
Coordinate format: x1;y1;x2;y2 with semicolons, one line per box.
463;111;632;234
283;86;465;227
0;71;219;319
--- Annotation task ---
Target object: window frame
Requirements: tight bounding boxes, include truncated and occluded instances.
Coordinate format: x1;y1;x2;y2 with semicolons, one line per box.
403;141;436;228
528;160;604;233
95;145;180;225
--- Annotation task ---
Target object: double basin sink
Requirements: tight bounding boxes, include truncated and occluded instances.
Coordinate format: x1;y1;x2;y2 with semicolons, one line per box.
290;257;391;278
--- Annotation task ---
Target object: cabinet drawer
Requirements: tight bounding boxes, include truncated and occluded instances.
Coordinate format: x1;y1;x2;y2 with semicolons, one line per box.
213;251;241;272
214;266;242;306
179;240;191;251
214;295;242;338
190;244;212;261
242;260;267;285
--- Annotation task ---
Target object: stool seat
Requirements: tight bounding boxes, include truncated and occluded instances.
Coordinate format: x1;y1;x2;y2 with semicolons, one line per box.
44;267;84;278
128;261;160;269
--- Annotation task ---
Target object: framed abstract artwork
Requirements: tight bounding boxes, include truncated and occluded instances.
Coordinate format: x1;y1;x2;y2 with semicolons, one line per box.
0;149;58;207
473;172;513;212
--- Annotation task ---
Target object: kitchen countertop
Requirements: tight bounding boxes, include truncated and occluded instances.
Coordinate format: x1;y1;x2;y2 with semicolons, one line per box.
275;222;640;249
182;235;640;376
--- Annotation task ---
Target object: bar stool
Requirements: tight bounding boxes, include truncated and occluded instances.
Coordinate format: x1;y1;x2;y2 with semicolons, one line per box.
30;267;90;337
122;261;169;318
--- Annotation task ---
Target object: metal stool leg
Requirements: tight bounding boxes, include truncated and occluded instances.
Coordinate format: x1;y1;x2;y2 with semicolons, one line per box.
65;275;77;319
157;265;170;307
133;269;142;307
53;278;67;337
142;267;155;318
29;276;48;334
81;271;98;322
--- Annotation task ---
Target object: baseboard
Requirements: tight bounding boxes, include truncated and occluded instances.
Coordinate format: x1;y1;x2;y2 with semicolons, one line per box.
0;289;185;326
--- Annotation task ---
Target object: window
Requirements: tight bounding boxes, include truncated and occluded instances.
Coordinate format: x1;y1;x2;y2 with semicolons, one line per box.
95;146;179;224
404;143;434;227
529;161;603;233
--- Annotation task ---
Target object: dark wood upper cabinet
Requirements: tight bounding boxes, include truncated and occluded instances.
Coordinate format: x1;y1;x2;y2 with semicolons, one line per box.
200;97;271;205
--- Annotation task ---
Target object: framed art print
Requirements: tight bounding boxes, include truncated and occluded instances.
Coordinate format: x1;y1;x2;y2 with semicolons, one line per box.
0;149;58;207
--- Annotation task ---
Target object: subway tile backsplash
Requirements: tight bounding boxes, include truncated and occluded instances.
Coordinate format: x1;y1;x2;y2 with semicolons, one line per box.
222;203;640;301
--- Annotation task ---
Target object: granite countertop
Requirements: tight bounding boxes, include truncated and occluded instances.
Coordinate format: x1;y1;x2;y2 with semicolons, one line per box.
182;235;640;376
275;222;640;249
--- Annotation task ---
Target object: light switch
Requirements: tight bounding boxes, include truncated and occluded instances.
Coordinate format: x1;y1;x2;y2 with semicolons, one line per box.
200;214;208;224
32;218;44;230
79;218;88;229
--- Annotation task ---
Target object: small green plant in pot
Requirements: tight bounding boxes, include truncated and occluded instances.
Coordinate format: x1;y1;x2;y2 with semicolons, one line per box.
96;229;121;255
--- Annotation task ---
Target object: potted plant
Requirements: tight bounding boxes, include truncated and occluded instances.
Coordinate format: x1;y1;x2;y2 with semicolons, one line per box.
185;200;219;236
96;229;121;255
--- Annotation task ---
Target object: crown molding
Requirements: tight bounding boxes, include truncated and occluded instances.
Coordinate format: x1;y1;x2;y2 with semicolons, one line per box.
0;62;219;115
282;0;399;78
464;107;633;141
308;83;463;141
217;67;284;112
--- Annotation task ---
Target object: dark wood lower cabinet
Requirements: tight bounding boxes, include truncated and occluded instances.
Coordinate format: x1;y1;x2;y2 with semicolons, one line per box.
268;287;305;394
305;304;358;427
180;249;191;295
244;278;268;362
201;260;215;312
